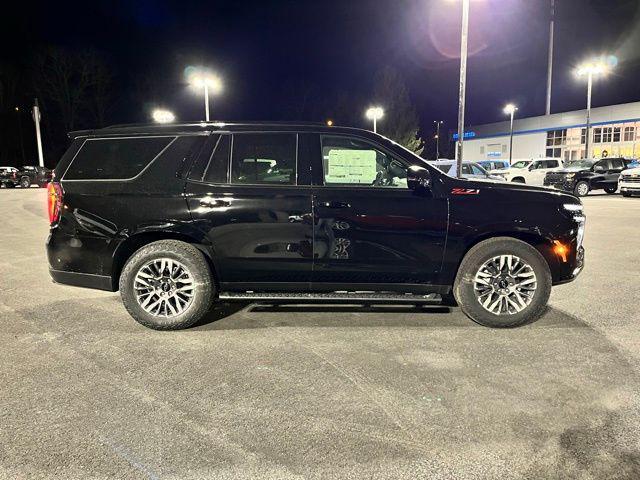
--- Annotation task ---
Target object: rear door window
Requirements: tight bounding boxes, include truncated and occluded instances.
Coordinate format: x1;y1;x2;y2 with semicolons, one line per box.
64;137;174;180
231;133;297;185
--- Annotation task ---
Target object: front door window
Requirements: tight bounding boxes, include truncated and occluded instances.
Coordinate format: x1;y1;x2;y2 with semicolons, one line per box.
321;136;408;188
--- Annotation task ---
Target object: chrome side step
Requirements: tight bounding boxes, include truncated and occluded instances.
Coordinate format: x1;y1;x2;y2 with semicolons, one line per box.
218;291;443;305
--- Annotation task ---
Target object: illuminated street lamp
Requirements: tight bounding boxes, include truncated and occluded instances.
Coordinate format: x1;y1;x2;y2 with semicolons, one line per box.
503;104;518;164
326;119;334;126
152;109;176;124
187;68;223;122
575;58;613;158
365;106;384;133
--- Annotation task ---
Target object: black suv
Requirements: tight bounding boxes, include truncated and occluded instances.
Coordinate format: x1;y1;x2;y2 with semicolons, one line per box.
1;165;52;188
544;157;631;197
47;123;585;330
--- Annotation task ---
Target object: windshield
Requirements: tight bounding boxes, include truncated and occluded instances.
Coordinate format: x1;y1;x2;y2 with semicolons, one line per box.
567;160;595;168
511;161;531;169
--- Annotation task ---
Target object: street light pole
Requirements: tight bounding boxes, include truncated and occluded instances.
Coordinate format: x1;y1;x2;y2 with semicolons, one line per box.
576;59;611;159
434;121;443;159
32;98;45;168
585;71;593;159
455;0;470;178
503;104;518;165
365;107;384;133
545;0;555;115
204;83;210;122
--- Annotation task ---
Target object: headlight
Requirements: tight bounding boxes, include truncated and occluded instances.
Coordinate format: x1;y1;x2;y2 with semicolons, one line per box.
562;203;583;212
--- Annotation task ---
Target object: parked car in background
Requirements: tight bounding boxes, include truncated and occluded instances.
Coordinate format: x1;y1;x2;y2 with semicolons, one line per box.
544;157;632;197
0;167;20;187
18;165;53;187
46;122;585;330
493;158;562;186
478;159;510;171
428;160;503;181
619;164;640;197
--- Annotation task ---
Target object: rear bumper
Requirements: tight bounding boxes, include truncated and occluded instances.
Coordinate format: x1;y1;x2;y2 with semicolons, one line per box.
49;268;115;291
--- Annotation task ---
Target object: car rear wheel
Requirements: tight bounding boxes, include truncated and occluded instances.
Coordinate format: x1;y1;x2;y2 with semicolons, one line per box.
511;177;525;183
20;177;31;188
574;181;590;197
453;237;551;328
604;185;617;194
119;240;215;330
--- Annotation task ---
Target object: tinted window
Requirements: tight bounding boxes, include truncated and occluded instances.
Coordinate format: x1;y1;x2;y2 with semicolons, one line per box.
202;135;231;183
594;160;608;170
65;137;173;180
231;133;297;185
188;134;219;181
322;135;408;188
610;158;625;169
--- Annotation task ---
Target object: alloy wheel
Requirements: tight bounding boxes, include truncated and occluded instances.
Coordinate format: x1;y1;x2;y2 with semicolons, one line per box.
473;254;537;315
133;258;195;317
576;183;589;196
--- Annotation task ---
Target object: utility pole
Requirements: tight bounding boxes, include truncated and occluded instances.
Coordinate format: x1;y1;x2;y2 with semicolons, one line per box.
32;98;44;168
455;0;470;178
585;72;593;159
545;0;555;115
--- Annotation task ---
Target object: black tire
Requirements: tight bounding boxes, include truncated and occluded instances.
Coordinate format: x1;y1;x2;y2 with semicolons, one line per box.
6;183;15;188
119;240;215;330
604;185;617;194
453;237;552;328
20;177;31;188
622;192;631;197
511;177;525;184
574;181;590;197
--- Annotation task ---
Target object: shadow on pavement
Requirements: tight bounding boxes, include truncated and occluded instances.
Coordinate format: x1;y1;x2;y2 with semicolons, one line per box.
192;303;589;331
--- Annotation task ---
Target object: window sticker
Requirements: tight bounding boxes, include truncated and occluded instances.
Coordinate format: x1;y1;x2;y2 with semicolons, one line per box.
325;149;378;184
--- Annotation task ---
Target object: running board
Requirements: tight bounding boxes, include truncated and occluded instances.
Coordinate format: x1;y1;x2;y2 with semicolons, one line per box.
218;291;443;305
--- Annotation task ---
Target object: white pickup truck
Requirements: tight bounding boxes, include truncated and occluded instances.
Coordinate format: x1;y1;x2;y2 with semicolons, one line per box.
493;158;562;186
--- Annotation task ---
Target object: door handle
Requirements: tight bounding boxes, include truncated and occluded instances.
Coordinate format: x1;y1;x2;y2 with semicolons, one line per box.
199;197;230;208
322;201;351;209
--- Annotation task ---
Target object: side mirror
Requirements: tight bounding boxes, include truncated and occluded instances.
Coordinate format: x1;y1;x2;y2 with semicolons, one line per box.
407;166;432;191
528;164;536;171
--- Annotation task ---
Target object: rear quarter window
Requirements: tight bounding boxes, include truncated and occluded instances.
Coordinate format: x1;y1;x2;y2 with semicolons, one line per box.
64;137;174;180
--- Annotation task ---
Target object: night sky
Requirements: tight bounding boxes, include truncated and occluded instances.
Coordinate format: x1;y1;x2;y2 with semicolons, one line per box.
3;0;640;145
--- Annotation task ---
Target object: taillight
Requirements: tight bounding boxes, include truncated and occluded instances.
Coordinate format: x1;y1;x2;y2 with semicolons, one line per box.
47;182;63;224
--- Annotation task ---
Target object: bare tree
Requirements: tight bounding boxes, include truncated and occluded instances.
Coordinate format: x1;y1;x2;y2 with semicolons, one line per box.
372;66;424;155
33;47;113;131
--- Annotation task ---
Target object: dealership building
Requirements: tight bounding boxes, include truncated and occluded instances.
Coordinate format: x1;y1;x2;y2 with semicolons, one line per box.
461;101;640;163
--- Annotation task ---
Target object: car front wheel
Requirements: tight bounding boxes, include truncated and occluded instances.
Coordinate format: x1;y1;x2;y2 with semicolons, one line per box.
453;237;552;328
20;177;31;188
119;240;215;330
574;181;590;197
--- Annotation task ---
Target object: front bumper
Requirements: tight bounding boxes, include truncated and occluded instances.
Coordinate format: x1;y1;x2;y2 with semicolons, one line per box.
544;177;576;192
620;181;640;195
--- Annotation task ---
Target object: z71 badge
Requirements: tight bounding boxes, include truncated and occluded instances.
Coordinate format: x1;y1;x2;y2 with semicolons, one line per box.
451;188;480;195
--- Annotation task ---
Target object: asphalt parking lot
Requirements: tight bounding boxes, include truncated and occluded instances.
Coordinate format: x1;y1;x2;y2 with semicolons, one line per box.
1;188;639;479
